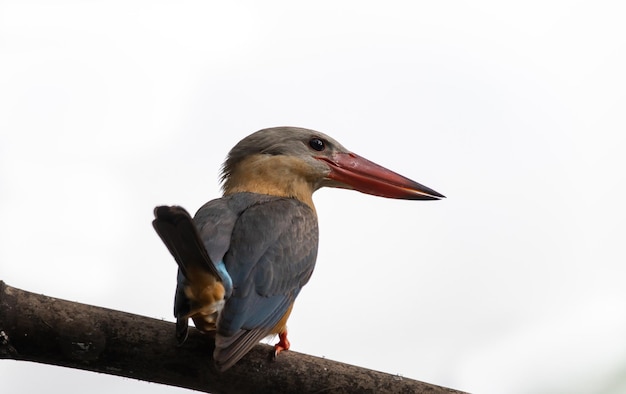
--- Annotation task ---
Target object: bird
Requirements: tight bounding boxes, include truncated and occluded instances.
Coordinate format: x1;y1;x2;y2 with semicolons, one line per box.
152;126;444;371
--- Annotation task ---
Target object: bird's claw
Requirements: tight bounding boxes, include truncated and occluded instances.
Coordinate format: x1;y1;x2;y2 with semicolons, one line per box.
272;330;290;359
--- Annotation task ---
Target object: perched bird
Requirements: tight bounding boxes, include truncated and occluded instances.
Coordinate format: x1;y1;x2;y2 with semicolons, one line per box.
153;126;444;371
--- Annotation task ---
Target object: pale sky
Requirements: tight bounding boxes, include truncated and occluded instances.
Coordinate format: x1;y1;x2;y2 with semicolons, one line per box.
1;1;626;393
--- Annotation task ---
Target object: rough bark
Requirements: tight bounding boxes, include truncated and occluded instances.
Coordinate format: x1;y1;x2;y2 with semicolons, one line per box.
0;281;465;393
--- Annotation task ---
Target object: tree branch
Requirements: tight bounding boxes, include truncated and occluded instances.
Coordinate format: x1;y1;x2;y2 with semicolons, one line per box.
0;281;464;393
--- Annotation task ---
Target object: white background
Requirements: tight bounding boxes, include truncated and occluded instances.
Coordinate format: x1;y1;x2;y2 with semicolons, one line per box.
1;1;625;393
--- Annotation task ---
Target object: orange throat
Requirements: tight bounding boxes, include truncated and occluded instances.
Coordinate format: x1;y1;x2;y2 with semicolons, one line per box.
222;155;318;212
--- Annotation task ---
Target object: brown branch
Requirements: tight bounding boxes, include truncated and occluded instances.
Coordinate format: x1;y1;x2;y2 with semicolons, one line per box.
0;281;465;394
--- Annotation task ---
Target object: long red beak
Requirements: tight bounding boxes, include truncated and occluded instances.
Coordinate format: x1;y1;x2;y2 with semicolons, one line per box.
318;152;445;200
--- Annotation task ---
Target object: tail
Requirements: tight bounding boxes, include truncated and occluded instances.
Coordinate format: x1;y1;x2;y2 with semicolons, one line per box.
152;206;224;344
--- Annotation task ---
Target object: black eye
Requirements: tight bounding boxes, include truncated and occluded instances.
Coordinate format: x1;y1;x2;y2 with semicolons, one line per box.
309;138;325;151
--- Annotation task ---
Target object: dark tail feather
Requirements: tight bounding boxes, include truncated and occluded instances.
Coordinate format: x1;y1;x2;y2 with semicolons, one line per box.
153;205;223;344
152;205;221;280
176;317;189;345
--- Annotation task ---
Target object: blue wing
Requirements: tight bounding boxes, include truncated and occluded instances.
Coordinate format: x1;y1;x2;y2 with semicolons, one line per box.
211;194;319;371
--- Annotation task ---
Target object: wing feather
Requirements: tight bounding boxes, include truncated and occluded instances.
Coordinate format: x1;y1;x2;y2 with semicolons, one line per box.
213;196;318;369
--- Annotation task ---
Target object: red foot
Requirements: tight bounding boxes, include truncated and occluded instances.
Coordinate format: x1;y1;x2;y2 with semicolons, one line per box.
273;330;291;357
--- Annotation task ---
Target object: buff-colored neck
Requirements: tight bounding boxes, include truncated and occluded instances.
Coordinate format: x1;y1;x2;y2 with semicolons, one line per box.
222;155;318;213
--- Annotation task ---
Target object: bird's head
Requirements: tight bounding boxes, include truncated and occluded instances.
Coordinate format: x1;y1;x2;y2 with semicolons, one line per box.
221;127;444;206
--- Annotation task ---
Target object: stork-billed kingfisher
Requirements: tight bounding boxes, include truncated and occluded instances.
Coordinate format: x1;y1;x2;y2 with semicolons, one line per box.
153;127;444;371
